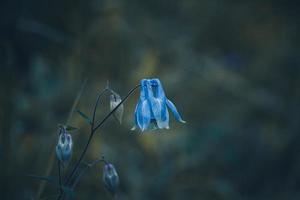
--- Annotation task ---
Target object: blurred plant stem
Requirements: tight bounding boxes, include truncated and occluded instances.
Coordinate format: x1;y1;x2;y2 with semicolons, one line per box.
35;79;87;200
58;160;63;194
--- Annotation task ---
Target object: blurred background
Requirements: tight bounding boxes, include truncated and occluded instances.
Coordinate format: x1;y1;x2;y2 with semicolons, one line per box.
1;0;300;199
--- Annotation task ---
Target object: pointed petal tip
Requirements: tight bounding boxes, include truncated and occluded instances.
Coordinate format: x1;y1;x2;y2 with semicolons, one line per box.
141;126;148;132
166;99;186;124
131;125;148;133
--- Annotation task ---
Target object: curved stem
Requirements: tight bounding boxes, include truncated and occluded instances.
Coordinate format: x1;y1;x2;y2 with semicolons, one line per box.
92;88;109;126
93;84;140;132
62;88;109;188
58;84;140;200
63;131;93;189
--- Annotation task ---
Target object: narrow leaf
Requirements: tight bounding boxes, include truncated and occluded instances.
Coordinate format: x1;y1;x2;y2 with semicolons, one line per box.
76;109;92;125
65;125;78;131
58;124;78;132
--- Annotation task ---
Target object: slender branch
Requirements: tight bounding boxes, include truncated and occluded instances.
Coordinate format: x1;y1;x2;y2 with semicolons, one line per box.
93;84;140;132
72;158;106;189
62;88;109;188
58;161;62;194
58;84;140;200
65;134;92;187
92;88;109;126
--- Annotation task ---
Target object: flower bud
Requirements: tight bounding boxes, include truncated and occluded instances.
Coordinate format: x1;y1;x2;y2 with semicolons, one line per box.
103;163;119;195
56;129;73;164
110;91;124;124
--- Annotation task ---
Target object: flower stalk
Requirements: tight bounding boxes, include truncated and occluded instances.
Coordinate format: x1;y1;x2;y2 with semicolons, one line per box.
57;84;140;200
29;78;186;200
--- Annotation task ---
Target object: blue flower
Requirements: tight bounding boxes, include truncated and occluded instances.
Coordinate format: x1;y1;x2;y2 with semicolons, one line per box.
56;128;73;164
132;78;185;132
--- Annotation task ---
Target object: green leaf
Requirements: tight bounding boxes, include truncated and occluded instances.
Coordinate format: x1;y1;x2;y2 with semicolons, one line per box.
65;125;78;131
76;109;92;125
57;124;78;132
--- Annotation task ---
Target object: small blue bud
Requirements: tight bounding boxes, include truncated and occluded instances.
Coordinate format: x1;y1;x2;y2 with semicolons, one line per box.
103;163;119;195
56;128;73;164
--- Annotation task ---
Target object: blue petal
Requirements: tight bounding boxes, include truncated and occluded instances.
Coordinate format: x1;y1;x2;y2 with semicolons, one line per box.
149;97;169;129
133;100;140;126
166;99;186;123
158;104;169;129
140;79;149;100
147;86;162;121
136;99;151;131
135;100;143;130
151;78;166;99
147;79;169;129
132;80;149;131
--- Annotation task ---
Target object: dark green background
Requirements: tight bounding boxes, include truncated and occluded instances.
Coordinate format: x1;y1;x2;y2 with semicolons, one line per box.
1;0;300;199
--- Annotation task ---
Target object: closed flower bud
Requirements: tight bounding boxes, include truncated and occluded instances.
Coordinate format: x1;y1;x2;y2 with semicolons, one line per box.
110;91;124;124
56;129;73;164
103;163;119;195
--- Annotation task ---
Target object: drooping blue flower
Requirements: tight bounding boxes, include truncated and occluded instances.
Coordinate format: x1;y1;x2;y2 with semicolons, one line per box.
56;128;73;164
132;78;185;132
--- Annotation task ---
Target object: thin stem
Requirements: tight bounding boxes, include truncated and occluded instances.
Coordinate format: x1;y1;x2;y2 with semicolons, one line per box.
58;84;140;200
63;133;93;190
93;84;140;132
92;88;109;126
62;88;109;188
58;161;62;195
72;158;106;189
